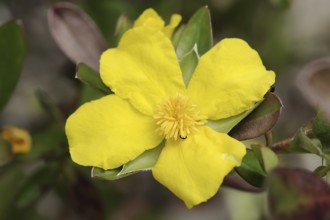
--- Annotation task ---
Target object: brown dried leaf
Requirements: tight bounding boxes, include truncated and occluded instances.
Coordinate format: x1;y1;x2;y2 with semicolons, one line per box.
48;2;107;70
229;92;283;141
268;167;330;220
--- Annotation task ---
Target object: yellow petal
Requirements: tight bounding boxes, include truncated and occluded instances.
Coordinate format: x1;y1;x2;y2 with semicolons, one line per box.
152;126;246;208
100;27;185;116
187;38;275;120
163;14;182;38
65;95;162;170
134;8;164;29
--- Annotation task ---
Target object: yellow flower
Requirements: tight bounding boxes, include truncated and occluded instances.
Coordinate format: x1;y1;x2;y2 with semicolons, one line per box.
1;127;31;154
66;27;275;207
133;8;181;38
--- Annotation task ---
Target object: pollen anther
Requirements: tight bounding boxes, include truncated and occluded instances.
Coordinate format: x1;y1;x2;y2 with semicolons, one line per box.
154;93;207;140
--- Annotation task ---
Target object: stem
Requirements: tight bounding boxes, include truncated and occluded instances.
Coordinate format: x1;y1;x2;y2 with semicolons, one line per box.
270;137;293;153
265;131;273;146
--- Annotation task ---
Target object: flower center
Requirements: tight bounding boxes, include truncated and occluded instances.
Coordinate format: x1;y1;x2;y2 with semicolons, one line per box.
154;93;207;140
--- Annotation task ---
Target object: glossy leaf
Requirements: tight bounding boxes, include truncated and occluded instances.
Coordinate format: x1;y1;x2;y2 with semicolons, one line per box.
229;92;282;141
179;48;199;86
172;25;185;48
76;63;111;95
176;6;212;59
314;165;330;177
0;138;12;166
78;84;105;105
92;143;164;180
312;112;330;147
297;57;330;120
235;145;278;187
0;21;25;111
207;103;259;134
268;167;330;220
48;2;107;70
235;148;266;188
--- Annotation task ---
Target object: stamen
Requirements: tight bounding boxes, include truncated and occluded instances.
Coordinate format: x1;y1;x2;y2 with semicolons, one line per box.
154;93;207;140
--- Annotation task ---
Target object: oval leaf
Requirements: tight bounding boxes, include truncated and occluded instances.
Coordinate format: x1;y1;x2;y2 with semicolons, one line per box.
229;92;283;141
235;148;266;188
48;2;107;70
92;143;164;180
312;112;330;147
207;103;259;133
314;165;330;177
76;63;111;95
179;49;199;86
0;21;25;111
297;57;330;120
176;6;212;59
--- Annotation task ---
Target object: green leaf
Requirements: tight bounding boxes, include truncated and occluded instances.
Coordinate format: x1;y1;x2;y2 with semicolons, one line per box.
0;137;13;166
235;148;266;188
179;49;199;86
235;144;278;188
229;92;282;141
289;129;324;155
79;84;105;104
121;142;164;174
172;25;185;48
176;6;212;59
76;63;112;95
314;165;330;177
312;112;330;147
92;142;164;180
207;103;259;134
260;146;278;173
0;21;25;111
91;166;123;180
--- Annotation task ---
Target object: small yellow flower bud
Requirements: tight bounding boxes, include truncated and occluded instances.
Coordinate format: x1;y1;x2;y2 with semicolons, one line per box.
1;127;31;154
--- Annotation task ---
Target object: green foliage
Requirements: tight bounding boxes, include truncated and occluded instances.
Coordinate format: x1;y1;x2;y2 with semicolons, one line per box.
179;49;199;86
313;112;330;147
76;63;112;95
92;142;164;180
176;6;212;60
0;21;25;111
235;145;278;187
2;1;329;218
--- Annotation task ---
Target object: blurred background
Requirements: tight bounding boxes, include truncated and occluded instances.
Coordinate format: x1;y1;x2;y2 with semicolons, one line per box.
1;0;330;219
